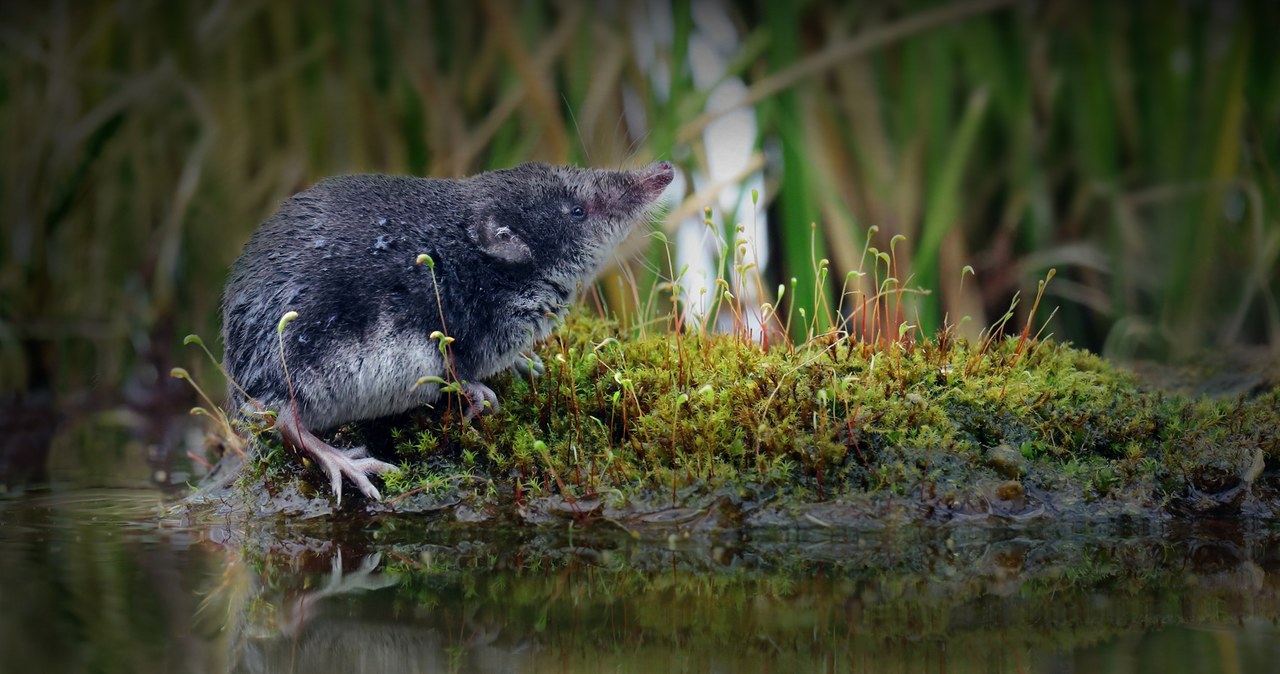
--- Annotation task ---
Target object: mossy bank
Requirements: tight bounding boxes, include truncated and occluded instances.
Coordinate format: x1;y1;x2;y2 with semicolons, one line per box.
192;312;1280;525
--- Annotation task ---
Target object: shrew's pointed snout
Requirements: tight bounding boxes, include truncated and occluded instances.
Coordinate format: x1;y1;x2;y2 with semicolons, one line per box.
635;161;675;198
580;162;676;220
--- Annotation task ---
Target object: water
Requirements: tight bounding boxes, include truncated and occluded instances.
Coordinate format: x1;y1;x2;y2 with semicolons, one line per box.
4;486;1280;673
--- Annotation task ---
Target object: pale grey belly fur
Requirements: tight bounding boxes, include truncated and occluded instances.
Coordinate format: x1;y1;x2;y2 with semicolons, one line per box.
294;326;446;431
283;288;568;430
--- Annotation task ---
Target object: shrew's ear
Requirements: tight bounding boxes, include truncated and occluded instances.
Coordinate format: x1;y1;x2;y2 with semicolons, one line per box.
469;216;533;264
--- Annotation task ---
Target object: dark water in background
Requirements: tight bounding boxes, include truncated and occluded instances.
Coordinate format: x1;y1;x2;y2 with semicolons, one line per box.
4;487;1280;674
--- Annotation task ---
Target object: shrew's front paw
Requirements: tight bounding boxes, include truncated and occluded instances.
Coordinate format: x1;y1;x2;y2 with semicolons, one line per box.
511;351;545;379
461;381;499;420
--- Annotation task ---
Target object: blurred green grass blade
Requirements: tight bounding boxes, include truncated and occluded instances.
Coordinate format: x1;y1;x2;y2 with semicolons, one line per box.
912;87;989;335
1164;25;1249;345
765;2;830;340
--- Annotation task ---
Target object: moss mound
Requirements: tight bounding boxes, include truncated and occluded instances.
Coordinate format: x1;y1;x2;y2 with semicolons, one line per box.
215;312;1280;523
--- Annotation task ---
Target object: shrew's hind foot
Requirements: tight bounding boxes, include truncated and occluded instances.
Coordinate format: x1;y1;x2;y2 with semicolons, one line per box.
274;406;398;505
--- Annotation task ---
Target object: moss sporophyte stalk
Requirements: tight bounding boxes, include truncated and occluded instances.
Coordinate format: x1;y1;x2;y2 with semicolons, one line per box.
210;308;1279;523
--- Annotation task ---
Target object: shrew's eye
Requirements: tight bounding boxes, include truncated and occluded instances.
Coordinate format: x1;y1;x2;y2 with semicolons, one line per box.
570;205;586;220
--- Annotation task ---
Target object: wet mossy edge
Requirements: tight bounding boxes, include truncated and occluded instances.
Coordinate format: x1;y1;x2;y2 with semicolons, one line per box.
190;312;1280;526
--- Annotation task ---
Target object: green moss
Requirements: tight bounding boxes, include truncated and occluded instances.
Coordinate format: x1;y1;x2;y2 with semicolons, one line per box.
229;311;1280;521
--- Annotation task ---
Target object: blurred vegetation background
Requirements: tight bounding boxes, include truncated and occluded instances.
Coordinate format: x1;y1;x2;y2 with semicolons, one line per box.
3;0;1278;404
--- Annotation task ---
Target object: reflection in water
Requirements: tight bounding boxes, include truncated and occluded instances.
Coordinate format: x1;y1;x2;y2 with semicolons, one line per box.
4;491;1280;673
212;518;1280;673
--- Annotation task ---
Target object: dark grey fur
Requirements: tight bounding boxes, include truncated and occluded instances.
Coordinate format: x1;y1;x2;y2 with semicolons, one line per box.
222;161;674;502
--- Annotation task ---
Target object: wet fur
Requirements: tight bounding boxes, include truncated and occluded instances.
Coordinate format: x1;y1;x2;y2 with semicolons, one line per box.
222;163;672;432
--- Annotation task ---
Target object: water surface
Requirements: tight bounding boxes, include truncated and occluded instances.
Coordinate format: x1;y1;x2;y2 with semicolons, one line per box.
3;486;1280;673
